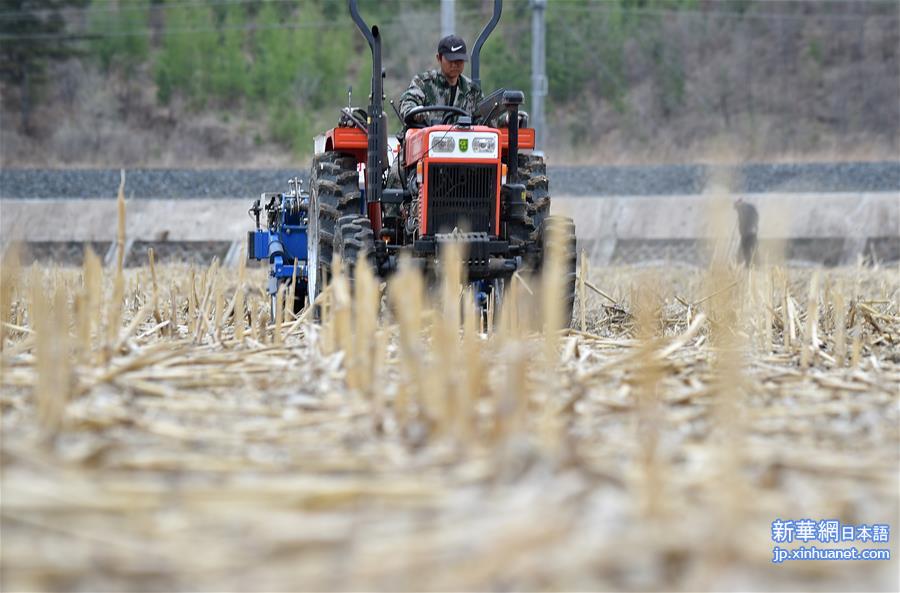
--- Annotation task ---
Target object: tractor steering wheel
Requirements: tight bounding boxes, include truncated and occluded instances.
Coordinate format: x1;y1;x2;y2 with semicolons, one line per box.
403;105;470;128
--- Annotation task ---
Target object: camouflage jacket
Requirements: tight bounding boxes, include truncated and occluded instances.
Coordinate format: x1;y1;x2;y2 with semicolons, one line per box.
398;70;483;122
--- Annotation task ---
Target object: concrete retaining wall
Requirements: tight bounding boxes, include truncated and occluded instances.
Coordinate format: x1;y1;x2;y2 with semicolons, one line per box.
553;192;899;265
2;191;896;266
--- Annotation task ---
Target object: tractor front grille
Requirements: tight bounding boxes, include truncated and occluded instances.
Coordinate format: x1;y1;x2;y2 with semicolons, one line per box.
426;163;497;235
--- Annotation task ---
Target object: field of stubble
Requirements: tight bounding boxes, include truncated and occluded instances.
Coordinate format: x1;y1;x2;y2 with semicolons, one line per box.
1;250;898;592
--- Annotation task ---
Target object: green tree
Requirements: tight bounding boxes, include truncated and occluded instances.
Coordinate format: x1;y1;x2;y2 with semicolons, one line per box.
155;2;216;106
208;3;248;104
154;3;193;104
250;0;292;107
0;0;90;131
87;0;148;72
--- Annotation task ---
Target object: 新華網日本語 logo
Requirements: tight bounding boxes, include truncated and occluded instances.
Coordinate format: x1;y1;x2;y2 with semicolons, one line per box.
770;519;891;564
771;519;890;544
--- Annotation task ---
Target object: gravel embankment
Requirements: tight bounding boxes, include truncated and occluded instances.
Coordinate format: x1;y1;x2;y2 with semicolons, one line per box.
1;161;898;199
553;161;900;196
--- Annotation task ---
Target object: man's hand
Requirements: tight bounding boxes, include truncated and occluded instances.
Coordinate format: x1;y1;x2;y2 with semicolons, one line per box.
399;105;426;126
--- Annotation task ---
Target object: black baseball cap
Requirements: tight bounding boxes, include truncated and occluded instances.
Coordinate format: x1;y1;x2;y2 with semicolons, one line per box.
437;35;468;61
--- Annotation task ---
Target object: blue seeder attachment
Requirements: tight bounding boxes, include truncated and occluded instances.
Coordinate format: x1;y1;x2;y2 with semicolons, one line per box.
247;177;310;315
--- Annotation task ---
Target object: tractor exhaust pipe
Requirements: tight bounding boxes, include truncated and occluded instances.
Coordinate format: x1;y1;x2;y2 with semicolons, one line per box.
348;0;387;205
503;90;524;183
500;90;527;229
471;0;502;87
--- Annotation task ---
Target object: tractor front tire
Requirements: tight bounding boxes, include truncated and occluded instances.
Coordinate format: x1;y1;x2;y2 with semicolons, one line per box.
334;215;376;273
507;153;551;247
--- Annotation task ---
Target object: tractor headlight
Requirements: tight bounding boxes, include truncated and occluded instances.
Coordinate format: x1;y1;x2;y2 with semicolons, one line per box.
431;136;456;153
472;136;497;153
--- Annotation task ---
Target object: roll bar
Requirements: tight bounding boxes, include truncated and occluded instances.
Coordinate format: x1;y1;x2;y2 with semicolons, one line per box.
471;0;502;87
345;0;503;203
348;0;375;48
348;0;386;205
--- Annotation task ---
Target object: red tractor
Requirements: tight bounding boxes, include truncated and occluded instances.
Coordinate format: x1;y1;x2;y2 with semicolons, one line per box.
306;0;576;322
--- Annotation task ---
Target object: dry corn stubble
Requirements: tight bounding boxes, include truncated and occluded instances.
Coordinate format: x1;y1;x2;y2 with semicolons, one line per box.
1;235;898;591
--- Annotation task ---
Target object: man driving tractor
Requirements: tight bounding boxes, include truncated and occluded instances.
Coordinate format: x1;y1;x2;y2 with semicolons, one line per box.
399;34;484;124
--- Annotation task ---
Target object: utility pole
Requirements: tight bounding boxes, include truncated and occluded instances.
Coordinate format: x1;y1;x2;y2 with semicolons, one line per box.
441;0;455;37
531;0;547;152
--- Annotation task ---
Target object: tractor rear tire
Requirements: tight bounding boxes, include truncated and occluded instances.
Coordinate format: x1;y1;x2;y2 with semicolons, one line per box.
507;153;551;247
539;215;577;327
308;151;362;304
334;215;376;273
